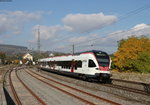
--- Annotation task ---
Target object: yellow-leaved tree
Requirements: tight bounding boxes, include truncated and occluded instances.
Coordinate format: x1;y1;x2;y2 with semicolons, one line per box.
114;36;150;73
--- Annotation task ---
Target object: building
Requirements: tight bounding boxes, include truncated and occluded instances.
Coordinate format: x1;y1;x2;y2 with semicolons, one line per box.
23;53;33;61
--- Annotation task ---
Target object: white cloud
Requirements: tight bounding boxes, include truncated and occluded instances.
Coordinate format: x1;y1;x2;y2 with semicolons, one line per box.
0;10;42;35
8;11;42;22
66;23;150;54
63;13;117;33
107;23;150;42
90;23;150;53
32;25;63;40
30;23;150;54
30;12;118;47
131;23;150;30
0;40;3;44
68;34;98;44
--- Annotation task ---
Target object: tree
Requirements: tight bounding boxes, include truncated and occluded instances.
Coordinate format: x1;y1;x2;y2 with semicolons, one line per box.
133;51;150;73
0;52;6;64
114;36;150;72
32;52;49;61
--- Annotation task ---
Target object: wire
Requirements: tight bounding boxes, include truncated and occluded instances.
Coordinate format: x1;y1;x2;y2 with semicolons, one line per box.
119;4;150;21
73;4;150;46
52;4;150;52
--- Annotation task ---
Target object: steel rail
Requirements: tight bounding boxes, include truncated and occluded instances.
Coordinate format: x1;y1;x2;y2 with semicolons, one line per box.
9;70;22;105
112;78;150;85
15;70;47;105
112;78;150;93
102;83;150;96
26;70;96;105
111;79;150;95
27;70;121;105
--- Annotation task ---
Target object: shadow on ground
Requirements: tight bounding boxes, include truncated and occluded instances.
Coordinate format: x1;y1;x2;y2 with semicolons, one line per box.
3;87;15;105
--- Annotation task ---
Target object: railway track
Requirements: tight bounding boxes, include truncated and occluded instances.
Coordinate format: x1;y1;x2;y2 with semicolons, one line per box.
36;67;150;96
112;78;150;93
9;70;22;105
41;68;150;95
102;83;150;96
3;67;149;105
7;68;46;105
35;67;150;104
27;69;121;105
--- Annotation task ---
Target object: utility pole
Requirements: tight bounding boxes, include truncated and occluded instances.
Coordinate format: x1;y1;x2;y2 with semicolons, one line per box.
72;44;74;55
37;26;40;53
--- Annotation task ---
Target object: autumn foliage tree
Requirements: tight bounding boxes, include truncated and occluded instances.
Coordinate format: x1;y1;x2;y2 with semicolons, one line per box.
114;36;150;73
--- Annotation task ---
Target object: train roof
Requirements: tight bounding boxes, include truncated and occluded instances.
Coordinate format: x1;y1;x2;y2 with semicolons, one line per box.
38;50;108;62
75;50;107;55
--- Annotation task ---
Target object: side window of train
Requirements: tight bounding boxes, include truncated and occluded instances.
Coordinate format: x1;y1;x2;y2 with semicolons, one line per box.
76;61;82;68
88;59;96;67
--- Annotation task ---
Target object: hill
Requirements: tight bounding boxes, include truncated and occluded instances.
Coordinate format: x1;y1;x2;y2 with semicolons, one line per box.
0;44;28;55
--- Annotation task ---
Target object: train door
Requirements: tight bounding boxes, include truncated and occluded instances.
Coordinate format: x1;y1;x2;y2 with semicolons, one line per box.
71;59;75;72
81;59;88;74
87;59;97;74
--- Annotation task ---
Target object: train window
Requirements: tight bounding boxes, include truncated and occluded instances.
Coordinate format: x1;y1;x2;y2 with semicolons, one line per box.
76;61;82;68
58;61;72;69
75;66;77;70
42;62;46;66
88;59;96;67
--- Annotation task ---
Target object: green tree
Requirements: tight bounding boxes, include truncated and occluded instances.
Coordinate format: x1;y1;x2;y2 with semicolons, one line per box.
133;51;150;73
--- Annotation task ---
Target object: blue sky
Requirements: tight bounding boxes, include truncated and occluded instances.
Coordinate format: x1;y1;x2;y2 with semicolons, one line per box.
0;0;150;54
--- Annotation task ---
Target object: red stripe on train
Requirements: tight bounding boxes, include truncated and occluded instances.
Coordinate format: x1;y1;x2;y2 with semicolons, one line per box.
99;66;109;71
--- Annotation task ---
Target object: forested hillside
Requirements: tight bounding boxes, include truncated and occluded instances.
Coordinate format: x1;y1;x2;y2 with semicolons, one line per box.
0;44;28;55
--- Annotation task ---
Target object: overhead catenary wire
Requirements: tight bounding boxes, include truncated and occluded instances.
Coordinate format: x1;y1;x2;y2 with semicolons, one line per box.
72;4;150;46
119;4;150;21
52;4;150;53
54;26;150;53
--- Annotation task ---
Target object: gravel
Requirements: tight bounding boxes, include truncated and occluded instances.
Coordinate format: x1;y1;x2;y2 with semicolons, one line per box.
18;70;85;105
111;71;150;84
29;68;149;105
1;65;150;105
11;70;41;105
32;68;150;105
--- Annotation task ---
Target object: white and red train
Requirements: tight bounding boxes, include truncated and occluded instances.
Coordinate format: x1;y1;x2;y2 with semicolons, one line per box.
38;50;112;82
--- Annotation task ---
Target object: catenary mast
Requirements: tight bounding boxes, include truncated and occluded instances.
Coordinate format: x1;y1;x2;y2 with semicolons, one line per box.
37;26;40;53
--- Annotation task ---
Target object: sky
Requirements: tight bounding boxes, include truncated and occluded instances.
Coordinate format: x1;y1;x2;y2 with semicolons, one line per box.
0;0;150;54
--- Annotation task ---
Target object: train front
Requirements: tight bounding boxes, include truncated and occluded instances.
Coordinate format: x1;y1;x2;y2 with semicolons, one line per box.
94;51;112;82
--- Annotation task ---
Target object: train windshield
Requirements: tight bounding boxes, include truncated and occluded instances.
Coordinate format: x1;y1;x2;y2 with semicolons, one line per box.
94;52;109;67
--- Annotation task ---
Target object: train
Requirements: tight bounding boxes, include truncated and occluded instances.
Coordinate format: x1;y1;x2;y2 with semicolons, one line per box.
38;50;112;83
